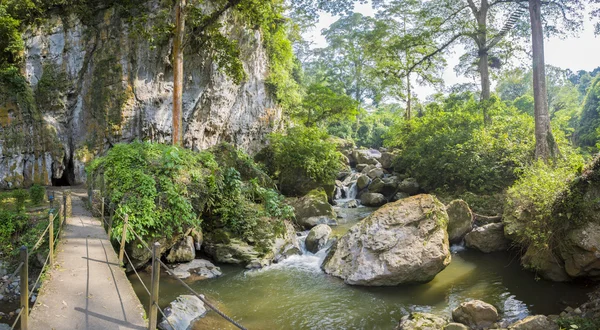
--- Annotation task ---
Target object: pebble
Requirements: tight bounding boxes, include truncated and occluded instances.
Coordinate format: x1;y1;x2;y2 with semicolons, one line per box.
30;295;36;303
565;306;574;313
574;307;582;314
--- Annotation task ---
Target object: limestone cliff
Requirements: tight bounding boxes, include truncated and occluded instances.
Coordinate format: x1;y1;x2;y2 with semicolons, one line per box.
0;6;282;188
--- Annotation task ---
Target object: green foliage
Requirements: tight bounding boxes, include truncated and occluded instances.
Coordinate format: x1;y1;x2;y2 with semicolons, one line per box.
29;184;46;205
556;316;600;330
12;189;28;211
576;76;600;152
269;126;344;192
386;95;535;193
0;5;24;70
0;210;28;258
88;142;291;248
504;154;584;253
295;83;359;127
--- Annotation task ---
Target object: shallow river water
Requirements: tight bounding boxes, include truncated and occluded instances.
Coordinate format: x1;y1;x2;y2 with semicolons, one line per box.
129;206;593;329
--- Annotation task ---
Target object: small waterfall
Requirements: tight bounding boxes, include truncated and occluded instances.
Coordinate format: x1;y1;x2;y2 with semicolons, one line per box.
346;182;357;200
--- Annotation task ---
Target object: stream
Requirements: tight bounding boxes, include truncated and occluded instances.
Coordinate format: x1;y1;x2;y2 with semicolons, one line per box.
129;203;592;329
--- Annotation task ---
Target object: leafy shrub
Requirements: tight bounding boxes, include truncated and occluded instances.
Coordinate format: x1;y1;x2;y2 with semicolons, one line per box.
386;95;535;193
12;188;28;211
576;76;600;152
269;126;344;196
556;316;600;330
29;184;45;205
0;210;28;257
88;142;292;249
503;153;584;254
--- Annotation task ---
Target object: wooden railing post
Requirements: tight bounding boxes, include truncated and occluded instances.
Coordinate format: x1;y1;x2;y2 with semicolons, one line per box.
119;214;128;265
108;205;114;239
49;213;54;267
101;197;105;225
20;246;28;330
148;242;161;330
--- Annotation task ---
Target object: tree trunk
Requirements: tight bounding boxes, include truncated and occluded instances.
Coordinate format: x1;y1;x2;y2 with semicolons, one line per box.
529;0;559;160
172;0;186;146
406;72;411;120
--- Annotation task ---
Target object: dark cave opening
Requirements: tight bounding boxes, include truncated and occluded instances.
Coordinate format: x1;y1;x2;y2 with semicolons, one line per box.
52;156;74;186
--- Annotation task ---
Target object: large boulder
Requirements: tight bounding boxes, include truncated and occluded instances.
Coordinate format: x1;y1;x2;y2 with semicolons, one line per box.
367;168;384;179
166;236;196;263
368;178;397;196
360;192;387;207
521;247;570;282
125;235;180;270
357;175;371;190
465;223;510;253
560;222;600;278
305;224;332;253
286;188;336;230
452;300;498;330
446;200;473;243
379;152;396;170
353;149;381;165
507;315;558;330
396;312;448;330
397;178;420;195
158;295;206;330
172;259;222;280
444;323;469;330
323;194;451;285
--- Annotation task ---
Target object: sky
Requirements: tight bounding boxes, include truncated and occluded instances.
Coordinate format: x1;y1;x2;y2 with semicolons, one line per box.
302;2;600;100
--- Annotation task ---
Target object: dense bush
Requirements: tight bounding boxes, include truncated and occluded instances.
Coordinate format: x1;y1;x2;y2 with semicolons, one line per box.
12;188;28;211
386;95;535;193
29;184;45;205
87;142;292;249
504;155;583;254
269;126;344;196
576;76;600;152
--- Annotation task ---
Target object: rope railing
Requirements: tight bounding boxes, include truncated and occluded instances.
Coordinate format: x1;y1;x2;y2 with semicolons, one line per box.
8;191;70;330
95;195;247;330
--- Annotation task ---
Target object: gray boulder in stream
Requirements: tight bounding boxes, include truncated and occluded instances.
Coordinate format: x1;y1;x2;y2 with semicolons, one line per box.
158;295;206;330
396;312;448;330
465;223;510;253
323;194;451;285
446;200;473;243
452;300;498;330
166;236;196;263
285;188;336;230
305;224;332;253
360;192;387;207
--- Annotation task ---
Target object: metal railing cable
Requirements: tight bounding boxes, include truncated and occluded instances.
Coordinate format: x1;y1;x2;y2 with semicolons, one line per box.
10;307;24;330
97;195;247;330
155;303;176;330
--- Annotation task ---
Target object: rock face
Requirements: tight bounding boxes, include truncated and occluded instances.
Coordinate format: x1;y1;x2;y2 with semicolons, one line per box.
507;315;558;330
286;188;336;230
396;312;448;330
452;300;498;330
560;222;600;278
0;5;283;188
521;248;570;282
360;192;387;207
166;236;196;263
305;224;332;253
158;295;206;330
204;220;300;268
323;194;451;285
446;200;473;243
172;259;222;280
465;223;510;253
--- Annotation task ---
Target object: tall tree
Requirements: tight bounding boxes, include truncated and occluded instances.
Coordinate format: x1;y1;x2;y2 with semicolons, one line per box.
529;0;559;159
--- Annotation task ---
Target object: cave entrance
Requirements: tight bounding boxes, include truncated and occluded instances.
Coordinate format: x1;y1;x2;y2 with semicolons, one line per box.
52;156;74;186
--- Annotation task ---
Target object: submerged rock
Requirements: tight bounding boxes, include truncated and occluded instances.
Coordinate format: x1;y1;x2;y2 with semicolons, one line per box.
360;192;387;207
507;315;558;330
323;194;451;285
158;295;206;330
452;300;498;330
166;236;196;263
286;188;336;230
396;312;448;330
171;259;222;280
446;200;473;243
465;223;510;253
305;224;332;253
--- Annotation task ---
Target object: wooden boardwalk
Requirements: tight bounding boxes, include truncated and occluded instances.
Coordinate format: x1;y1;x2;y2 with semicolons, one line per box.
29;194;147;330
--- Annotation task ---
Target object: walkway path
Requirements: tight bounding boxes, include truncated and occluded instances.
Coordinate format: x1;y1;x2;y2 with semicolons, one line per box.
29;193;147;330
